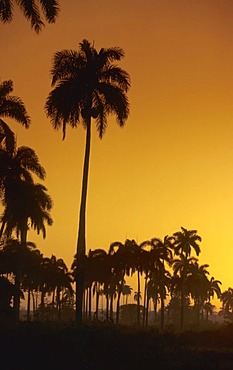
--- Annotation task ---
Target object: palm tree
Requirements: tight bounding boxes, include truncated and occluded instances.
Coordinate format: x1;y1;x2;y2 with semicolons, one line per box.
173;227;201;258
0;0;60;33
45;39;130;325
143;235;174;330
122;284;132;305
221;288;233;318
187;261;209;326
1;181;53;321
172;255;198;331
0;138;46;223
207;276;222;303
173;227;202;331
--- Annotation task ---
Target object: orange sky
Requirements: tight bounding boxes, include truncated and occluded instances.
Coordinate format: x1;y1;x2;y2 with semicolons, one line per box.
1;0;233;299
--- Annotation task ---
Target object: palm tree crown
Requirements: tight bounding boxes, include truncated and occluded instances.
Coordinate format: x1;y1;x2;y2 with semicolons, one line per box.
0;81;31;149
45;39;130;139
0;0;60;33
173;227;201;258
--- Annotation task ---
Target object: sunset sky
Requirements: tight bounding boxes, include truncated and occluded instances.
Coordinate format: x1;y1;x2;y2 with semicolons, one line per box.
1;0;233;299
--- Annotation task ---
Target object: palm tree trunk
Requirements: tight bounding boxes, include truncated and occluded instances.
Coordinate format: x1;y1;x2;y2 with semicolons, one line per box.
27;288;31;321
14;224;27;323
75;117;91;326
153;292;158;325
88;285;92;321
137;270;141;325
143;273;148;327
0;220;6;240
160;288;165;332
110;293;114;321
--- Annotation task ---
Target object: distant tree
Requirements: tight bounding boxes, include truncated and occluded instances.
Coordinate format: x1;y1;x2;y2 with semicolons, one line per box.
122;284;132;305
221;288;233;317
45;39;130;325
0;0;60;33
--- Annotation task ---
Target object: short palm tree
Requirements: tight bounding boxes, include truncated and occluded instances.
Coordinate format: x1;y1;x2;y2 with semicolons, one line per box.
0;0;60;33
45;39;130;325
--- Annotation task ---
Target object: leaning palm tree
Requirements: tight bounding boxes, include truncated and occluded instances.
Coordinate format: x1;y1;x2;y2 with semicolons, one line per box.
45;39;130;325
0;0;60;33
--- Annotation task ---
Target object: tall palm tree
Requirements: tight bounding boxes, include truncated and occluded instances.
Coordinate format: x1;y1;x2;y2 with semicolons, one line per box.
0;0;60;33
45;39;130;325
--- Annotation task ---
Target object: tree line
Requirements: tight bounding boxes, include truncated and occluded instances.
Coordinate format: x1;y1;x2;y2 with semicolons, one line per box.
1;221;233;331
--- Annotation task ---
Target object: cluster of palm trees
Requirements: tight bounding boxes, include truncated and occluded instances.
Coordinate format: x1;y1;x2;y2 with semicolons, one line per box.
75;227;224;331
0;78;54;321
0;239;73;322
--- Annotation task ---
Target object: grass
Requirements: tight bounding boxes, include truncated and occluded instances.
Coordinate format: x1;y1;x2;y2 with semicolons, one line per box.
1;321;233;369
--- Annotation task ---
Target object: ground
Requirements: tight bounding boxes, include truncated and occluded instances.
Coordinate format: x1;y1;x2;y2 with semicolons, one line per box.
1;321;233;369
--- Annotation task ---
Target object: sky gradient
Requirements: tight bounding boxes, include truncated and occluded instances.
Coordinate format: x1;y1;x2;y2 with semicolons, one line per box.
1;0;233;299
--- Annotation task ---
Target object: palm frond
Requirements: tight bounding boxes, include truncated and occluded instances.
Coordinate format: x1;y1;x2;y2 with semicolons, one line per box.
16;0;43;33
39;0;60;23
51;50;83;86
0;119;16;153
0;80;14;98
0;0;13;22
98;83;129;125
16;146;46;180
101;65;130;92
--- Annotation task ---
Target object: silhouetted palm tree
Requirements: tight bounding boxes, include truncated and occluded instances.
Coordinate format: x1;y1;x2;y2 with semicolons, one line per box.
0;0;60;33
187;261;209;326
109;240;131;324
173;227;201;331
1;181;52;321
0;238;38;320
221;288;233;317
0;139;46;235
122;284;132;305
173;227;201;258
45;39;130;325
172;254;198;331
143;235;174;330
